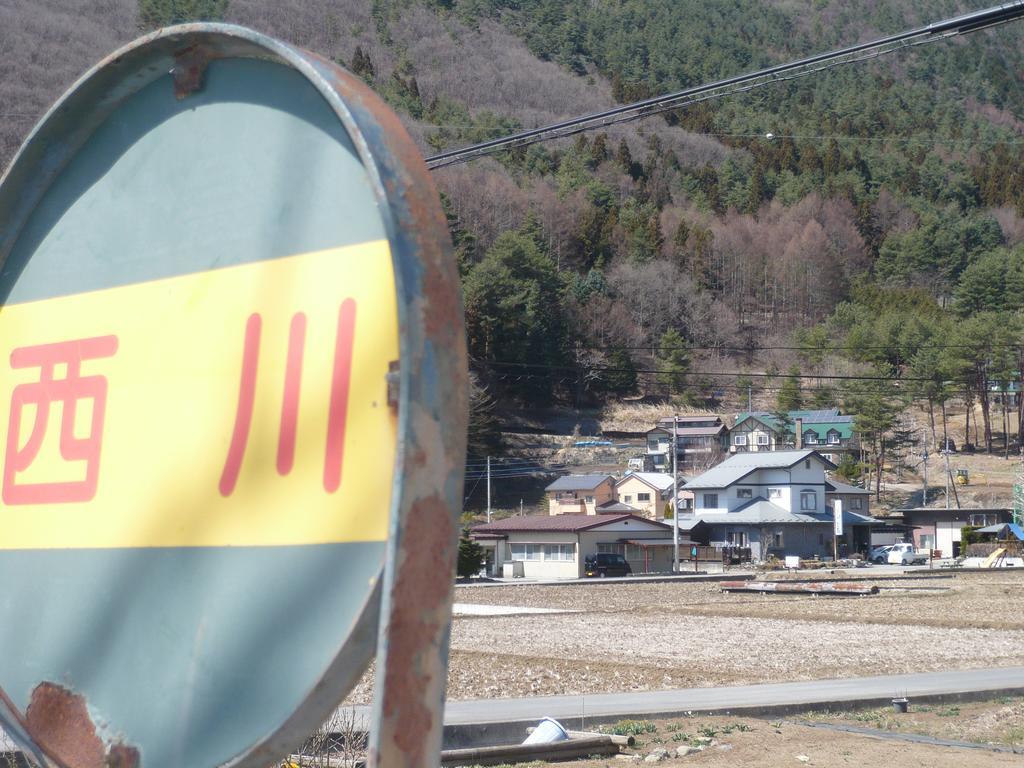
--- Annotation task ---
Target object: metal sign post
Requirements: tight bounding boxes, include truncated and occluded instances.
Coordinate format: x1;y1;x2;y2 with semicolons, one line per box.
832;499;843;561
0;25;466;768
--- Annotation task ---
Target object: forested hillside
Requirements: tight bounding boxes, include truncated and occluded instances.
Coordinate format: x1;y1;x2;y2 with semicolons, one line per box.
4;0;1024;462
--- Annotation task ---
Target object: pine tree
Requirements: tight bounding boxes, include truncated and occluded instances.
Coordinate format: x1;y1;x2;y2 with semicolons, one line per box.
776;366;803;412
457;530;485;578
656;328;689;397
138;0;228;29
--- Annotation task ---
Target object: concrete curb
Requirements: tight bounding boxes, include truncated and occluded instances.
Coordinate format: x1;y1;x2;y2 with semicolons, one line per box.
439;686;1024;748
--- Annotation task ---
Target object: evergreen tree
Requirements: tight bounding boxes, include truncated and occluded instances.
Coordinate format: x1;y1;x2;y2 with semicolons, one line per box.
138;0;228;29
457;530;485;578
656;328;689;397
843;376;905;498
463;228;566;402
776;366;803;412
602;347;638;396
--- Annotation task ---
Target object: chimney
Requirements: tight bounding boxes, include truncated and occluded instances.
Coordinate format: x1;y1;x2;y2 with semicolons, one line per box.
795;417;803;449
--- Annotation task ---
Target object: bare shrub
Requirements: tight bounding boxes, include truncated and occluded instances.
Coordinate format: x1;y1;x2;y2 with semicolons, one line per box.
285;707;367;768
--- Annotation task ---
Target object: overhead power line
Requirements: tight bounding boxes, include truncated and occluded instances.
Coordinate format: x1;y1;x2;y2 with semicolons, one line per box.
424;1;1024;169
475;359;954;383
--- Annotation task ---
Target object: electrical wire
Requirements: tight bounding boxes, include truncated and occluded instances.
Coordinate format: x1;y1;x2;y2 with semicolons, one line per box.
424;2;1024;169
474;359;953;383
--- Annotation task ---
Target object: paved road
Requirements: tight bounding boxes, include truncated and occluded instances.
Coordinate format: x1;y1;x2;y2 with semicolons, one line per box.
438;666;1024;726
6;667;1023;754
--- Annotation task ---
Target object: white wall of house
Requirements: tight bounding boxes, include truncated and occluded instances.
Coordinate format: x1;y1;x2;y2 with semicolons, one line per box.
694;457;830;515
935;520;962;558
482;519;673;579
695;488;728;514
493;531;581;579
730;422;776;452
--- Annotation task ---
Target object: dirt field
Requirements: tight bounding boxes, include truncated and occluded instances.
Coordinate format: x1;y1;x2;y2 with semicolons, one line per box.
346;571;1024;704
552;704;1024;767
805;696;1024;747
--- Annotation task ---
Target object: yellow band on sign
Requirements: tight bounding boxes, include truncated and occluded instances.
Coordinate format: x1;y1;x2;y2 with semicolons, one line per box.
0;242;398;549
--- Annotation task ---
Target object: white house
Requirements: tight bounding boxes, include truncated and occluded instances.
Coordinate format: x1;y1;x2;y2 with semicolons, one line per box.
471;513;678;578
681;450;874;560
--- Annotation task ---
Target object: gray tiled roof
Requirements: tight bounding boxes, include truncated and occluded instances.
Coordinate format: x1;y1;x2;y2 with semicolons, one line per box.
545;473;614;491
825;478;871;495
683;450;825;490
472;513;671;533
696;499;819;525
596;500;641;513
617;472;675;491
695;499;876;527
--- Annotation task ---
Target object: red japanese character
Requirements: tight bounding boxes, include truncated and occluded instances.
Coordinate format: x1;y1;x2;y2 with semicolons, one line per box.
219;301;356;497
3;335;118;505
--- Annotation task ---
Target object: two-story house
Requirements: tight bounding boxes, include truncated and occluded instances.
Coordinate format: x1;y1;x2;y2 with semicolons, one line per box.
644;415;728;470
681;450;873;560
544;474;616;515
729;409;858;464
615;472;678;519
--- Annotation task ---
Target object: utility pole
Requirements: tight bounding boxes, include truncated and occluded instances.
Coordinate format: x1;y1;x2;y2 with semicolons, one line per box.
943;449;951;510
747;384;752;413
520;498;524;516
486;456;491;524
672;415;680;574
921;446;928;507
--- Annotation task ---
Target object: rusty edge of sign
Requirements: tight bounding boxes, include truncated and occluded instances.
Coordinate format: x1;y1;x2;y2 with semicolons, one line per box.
0;24;468;768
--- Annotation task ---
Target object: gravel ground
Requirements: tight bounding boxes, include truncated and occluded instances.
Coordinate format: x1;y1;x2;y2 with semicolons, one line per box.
805;695;1024;747
565;712;1024;768
346;572;1024;704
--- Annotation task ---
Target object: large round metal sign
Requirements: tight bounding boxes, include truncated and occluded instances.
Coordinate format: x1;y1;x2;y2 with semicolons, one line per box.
0;25;466;768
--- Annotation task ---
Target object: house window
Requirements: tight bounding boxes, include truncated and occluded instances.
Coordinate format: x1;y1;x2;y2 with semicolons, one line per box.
584;496;594;503
737;488;753;499
773;531;784;548
851;498;863;510
804;432;817;445
919;534;935;551
623;495;633;503
733;434;747;446
637;492;651;502
625;544;644;560
597;543;625;554
767;488;782;499
757;433;769;445
704;493;719;508
800;491;817;510
510;543;542;561
969;513;999;527
726;530;748;546
828;432;840;445
821;453;834;462
544;544;575;561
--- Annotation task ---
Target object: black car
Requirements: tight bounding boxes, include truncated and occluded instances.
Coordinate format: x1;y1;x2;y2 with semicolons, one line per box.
584;552;632;578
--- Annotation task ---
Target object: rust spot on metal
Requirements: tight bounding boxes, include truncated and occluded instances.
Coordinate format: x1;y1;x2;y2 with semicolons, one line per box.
172;44;209;99
106;744;140;768
387;359;400;411
379;493;458;765
26;682;105;768
23;682;139;768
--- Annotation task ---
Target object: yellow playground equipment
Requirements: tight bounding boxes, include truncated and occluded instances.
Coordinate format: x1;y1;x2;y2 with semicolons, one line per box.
956;468;969;485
